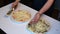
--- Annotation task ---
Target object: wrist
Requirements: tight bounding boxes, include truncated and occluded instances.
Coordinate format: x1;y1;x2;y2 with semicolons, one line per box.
15;0;20;2
37;12;42;15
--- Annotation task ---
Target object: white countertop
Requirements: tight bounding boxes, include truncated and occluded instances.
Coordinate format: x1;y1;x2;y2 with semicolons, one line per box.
0;3;60;34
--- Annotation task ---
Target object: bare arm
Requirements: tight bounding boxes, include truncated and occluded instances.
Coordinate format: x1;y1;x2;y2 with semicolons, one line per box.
38;0;54;15
15;0;20;2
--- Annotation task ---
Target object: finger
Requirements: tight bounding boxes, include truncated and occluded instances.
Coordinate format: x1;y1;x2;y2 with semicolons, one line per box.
32;20;35;22
12;2;18;8
29;21;33;25
12;4;15;8
29;20;34;24
12;4;17;8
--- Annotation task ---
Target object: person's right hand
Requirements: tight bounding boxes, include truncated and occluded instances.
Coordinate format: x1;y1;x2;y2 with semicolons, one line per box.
12;1;19;8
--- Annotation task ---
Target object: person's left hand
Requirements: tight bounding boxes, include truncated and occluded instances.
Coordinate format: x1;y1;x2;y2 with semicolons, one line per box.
29;12;41;24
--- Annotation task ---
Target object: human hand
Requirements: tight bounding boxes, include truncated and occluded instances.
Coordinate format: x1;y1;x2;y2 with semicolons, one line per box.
29;12;41;24
12;1;19;8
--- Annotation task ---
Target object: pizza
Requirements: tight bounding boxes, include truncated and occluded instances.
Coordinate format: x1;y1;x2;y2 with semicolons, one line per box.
12;10;31;22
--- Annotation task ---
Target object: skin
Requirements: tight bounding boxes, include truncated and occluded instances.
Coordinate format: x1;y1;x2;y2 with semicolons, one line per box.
12;0;54;24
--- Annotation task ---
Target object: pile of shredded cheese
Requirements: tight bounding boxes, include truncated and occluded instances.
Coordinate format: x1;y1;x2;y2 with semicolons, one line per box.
28;18;50;34
12;10;31;22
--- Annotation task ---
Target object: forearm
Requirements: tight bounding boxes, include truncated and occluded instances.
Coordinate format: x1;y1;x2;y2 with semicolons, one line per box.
15;0;20;2
38;0;54;15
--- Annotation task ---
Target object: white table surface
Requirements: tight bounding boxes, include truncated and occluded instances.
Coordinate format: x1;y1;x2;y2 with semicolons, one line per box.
0;3;60;34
